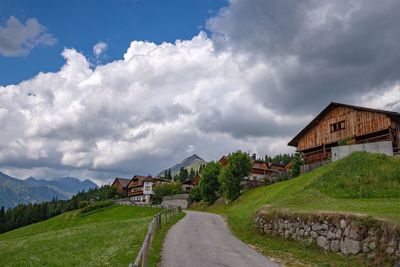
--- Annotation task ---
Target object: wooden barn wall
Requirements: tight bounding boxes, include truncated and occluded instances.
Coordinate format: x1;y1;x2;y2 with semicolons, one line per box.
298;107;392;151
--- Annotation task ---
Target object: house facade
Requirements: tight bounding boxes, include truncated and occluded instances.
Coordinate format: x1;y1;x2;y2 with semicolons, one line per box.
181;179;193;193
127;175;169;203
288;102;400;164
111;177;131;197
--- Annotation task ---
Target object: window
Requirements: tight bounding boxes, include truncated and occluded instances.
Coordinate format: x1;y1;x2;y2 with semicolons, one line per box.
330;121;345;132
144;186;151;191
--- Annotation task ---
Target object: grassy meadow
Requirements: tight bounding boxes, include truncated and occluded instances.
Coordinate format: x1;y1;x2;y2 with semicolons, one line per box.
194;152;400;266
0;205;161;267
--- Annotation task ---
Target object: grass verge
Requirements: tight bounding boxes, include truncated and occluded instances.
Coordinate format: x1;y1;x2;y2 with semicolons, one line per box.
0;205;161;267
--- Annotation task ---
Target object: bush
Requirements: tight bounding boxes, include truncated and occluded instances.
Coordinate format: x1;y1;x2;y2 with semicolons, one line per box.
152;182;182;204
80;200;113;215
263;176;272;186
189;186;202;202
338;136;356;146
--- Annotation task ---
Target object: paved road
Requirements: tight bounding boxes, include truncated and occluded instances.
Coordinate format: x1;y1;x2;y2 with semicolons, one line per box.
161;211;280;267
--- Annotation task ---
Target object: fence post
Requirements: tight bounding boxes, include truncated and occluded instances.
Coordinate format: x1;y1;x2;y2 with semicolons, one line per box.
130;207;182;267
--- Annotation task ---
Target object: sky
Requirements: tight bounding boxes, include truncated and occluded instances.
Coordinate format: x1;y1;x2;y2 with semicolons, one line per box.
1;0;400;184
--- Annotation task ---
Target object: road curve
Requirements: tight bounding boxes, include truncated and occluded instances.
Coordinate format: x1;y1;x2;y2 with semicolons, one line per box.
161;211;280;267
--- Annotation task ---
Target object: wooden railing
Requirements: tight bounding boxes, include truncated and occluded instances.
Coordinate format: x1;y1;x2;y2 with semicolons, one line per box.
129;207;182;267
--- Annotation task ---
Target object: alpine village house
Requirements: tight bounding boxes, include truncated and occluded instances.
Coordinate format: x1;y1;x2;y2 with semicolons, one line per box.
288;102;400;169
112;175;169;203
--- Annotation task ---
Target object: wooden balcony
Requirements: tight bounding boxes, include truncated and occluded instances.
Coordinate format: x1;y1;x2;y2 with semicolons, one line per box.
128;190;143;197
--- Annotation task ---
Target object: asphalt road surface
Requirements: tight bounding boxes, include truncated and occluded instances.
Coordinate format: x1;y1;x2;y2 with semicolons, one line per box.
161;211;281;267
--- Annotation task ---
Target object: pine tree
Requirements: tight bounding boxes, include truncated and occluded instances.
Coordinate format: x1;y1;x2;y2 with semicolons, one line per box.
290;151;303;177
0;206;5;233
189;168;195;181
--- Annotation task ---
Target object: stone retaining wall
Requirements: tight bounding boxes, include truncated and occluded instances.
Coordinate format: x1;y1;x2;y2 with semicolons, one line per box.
255;210;400;264
162;194;189;209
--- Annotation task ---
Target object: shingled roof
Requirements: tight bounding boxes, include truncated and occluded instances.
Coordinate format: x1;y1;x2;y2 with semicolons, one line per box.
288;102;400;147
112;177;131;187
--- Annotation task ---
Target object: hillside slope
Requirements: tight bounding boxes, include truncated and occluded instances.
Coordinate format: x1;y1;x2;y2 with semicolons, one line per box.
199;152;400;266
157;154;207;177
0;205;160;267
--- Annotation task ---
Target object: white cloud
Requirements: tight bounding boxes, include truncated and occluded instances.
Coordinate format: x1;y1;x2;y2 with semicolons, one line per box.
93;41;108;58
0;16;57;57
2;0;400;182
0;32;296;181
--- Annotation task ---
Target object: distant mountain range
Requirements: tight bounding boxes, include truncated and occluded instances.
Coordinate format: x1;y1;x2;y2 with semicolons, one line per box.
157;154;207;177
0;171;98;209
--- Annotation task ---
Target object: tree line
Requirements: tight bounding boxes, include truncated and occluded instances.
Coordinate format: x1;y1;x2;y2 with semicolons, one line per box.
189;151;252;204
264;153;295;165
190;151;303;205
163;164;206;182
0;185;121;234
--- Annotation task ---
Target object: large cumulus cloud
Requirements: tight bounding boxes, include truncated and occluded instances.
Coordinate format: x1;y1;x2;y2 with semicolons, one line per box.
0;33;298;181
2;0;400;182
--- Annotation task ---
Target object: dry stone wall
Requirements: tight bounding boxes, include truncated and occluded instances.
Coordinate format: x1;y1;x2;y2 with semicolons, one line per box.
255;210;400;263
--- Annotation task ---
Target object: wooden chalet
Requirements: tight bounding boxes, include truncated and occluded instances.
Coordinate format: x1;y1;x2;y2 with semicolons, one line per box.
288;102;400;164
181;179;194;193
268;162;286;173
111;177;131;197
127;175;170;203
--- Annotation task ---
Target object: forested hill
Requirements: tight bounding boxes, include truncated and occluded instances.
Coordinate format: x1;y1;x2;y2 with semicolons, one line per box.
0;171;97;209
157;154;207;177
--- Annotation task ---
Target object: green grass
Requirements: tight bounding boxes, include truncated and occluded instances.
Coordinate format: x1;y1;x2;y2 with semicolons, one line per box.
309;152;400;198
0;205;161;267
147;212;185;267
194;152;400;266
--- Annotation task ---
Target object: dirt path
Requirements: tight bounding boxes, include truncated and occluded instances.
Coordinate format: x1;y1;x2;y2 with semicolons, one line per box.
161;211;281;267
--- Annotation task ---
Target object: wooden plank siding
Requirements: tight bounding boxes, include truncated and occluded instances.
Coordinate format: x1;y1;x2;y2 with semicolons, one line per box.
289;103;400;165
297;106;392;151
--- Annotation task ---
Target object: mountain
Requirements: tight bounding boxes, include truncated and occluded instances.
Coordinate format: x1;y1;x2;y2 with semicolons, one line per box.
0;171;68;209
25;177;98;198
157;154;207;177
0;172;98;209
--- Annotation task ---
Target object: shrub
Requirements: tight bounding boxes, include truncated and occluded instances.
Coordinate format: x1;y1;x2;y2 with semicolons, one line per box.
263;176;272;186
152;182;182;204
189;186;202;202
338;136;356;146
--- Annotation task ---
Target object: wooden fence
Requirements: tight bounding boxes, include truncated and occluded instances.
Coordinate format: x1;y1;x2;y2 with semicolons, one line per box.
300;159;331;174
129;207;182;267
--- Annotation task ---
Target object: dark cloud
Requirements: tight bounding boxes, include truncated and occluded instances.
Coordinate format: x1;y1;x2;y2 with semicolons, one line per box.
197;105;301;139
208;0;400;114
